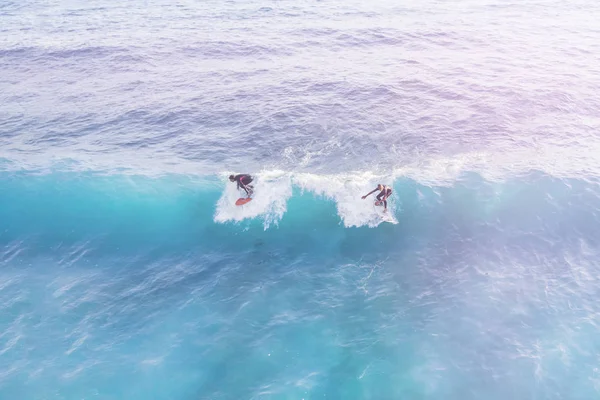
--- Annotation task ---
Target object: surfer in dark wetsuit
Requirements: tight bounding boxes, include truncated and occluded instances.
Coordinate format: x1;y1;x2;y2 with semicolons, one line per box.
229;174;254;196
362;184;392;212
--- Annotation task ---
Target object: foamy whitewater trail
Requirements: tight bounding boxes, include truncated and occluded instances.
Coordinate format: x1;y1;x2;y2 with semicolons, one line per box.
214;171;400;228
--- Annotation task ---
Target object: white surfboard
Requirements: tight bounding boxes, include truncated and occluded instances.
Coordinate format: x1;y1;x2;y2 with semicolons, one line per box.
374;201;398;224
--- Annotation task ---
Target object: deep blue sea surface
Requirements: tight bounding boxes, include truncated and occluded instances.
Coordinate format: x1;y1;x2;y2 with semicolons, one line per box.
2;0;600;399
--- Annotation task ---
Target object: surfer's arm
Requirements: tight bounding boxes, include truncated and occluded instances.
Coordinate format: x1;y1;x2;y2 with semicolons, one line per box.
361;189;377;199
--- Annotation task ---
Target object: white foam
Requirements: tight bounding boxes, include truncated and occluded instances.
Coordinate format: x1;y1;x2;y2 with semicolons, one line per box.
391;142;600;185
5;139;600;183
213;170;292;229
214;170;399;228
294;172;399;228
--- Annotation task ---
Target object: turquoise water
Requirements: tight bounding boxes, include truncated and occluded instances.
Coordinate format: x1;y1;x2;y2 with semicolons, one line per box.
2;0;600;398
2;172;600;399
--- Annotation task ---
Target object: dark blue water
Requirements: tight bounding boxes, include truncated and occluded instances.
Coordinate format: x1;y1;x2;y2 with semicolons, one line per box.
2;0;600;399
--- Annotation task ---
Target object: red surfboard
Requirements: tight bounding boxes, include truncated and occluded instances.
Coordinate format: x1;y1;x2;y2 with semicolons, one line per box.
235;198;252;206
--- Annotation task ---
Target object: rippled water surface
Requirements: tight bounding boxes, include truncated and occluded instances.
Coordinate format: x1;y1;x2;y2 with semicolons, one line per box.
1;0;600;399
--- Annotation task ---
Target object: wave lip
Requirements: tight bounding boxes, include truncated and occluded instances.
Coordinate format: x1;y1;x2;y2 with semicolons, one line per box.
214;171;399;229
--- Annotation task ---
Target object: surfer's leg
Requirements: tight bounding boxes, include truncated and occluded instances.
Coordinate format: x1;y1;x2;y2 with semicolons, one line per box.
240;177;254;195
384;189;392;209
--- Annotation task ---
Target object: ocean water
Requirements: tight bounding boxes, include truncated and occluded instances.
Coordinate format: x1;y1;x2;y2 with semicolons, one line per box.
2;0;600;399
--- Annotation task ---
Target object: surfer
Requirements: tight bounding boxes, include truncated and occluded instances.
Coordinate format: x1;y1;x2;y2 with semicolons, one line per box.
229;174;254;196
362;184;392;211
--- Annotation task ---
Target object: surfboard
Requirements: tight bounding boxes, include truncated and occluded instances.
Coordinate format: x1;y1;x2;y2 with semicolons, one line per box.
235;198;252;206
380;214;397;223
377;210;397;224
374;201;397;223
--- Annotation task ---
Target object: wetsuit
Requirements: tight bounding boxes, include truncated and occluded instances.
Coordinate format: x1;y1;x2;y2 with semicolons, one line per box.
376;186;392;209
234;174;253;195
